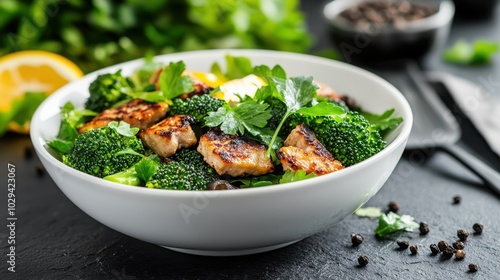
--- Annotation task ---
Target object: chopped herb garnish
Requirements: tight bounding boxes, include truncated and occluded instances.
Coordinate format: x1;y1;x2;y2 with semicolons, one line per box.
134;156;161;182
47;102;98;154
205;101;272;136
158;61;195;99
279;170;316;184
361;109;403;137
374;212;419;237
443;39;499;65
265;76;319;157
104;155;160;186
354;207;383;219
108;121;139;137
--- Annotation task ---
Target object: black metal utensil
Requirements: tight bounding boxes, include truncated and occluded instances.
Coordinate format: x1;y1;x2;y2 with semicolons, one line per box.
377;63;500;195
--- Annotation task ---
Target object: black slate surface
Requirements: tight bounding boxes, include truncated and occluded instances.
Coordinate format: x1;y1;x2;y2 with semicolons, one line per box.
2;1;500;279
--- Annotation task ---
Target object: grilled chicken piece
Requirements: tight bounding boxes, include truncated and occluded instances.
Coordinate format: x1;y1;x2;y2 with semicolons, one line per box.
316;81;357;110
78;99;169;133
315;81;341;101
138;115;197;158
277;124;344;176
197;130;274;177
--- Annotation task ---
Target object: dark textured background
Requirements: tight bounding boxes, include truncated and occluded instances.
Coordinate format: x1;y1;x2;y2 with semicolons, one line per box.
2;1;500;279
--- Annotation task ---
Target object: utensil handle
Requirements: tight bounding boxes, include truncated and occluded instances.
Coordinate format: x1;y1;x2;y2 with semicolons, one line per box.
439;144;500;196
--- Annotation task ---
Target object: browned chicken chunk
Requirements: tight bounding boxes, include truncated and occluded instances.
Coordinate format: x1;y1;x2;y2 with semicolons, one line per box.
78;99;169;133
277;124;344;176
138;115;197;158
315;81;341;101
197;130;274;177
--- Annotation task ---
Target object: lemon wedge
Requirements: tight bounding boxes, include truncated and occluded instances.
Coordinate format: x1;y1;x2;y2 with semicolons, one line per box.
0;50;83;134
214;74;266;103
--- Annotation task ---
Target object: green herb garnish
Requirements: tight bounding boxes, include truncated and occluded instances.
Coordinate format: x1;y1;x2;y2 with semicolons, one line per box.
374;212;419;237
443;39;499;65
354;207;383;219
105;154;160;185
158;61;195;100
108;121;139;137
265;76;318;156
361;108;403;137
279;170;316;184
205;101;272;136
47;102;97;154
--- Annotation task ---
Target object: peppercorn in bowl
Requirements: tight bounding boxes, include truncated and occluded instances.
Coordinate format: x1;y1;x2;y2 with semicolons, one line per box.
324;0;455;63
30;49;412;256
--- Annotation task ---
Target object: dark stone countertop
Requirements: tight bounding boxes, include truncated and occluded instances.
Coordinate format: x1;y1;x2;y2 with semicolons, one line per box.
1;1;500;279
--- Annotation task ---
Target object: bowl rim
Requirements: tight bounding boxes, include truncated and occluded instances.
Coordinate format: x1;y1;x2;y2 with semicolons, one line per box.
324;0;455;34
30;49;413;198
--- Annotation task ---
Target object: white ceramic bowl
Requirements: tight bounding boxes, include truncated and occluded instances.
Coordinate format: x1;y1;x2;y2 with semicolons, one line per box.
31;49;412;256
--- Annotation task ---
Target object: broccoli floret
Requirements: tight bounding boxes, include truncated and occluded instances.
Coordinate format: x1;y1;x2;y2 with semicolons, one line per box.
85;70;135;113
289;111;386;167
146;149;219;190
169;94;225;122
63;126;144;178
267;97;287;131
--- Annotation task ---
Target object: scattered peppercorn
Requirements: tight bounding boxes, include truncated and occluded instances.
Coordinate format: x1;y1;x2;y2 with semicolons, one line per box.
452;195;461;204
443;246;454;259
409;245;418;255
473;223;484;234
469;263;479;272
419;222;430;235
455;250;466;260
438;240;449;252
397;239;409;249
430;244;440;255
24;146;34;160
351;234;364;246
388;201;399;212
457;229;469;241
36;164;46;177
453;241;465;250
358;255;369;266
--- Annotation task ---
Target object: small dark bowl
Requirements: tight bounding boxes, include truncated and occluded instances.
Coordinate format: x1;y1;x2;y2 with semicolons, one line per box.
453;0;499;18
324;0;455;64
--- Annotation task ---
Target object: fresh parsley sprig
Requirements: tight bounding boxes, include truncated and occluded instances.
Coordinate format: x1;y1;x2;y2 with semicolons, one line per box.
361;109;403;137
374;212;419;237
279;170;316;184
120;60;195;105
159;61;195;99
47;102;98;155
205;101;272;136
108;151;161;185
265;76;319;157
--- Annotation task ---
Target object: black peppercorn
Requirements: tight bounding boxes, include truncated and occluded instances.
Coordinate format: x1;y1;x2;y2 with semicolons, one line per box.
351;234;364;246
452;241;465;250
36;164;45;177
443;246;454;259
430;244;440;255
473;223;484;234
438;240;449;252
358;255;369;266
457;229;469;241
455;250;466;260
397;239;409;249
388;201;399;212
409;245;418;255
24;146;34;160
419;222;430;235
452;195;461;204
469;263;479;272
